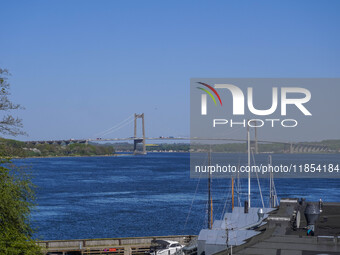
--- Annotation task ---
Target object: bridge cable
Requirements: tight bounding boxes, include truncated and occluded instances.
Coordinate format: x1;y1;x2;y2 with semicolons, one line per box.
100;118;135;137
93;114;134;137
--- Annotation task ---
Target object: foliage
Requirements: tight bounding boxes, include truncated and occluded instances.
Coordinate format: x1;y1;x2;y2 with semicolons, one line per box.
146;143;190;152
0;69;25;136
0;138;27;157
0;139;332;155
0;158;41;254
0;138;115;158
26;142;115;157
0;69;41;253
144;140;340;153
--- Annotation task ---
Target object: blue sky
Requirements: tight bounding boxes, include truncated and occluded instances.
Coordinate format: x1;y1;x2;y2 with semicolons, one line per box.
1;0;339;141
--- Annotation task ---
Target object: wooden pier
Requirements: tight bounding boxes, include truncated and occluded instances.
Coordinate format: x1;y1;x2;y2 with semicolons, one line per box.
37;235;196;255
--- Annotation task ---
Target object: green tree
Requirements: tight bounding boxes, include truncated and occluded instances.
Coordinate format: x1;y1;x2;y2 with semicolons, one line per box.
0;69;25;136
0;69;41;254
0;159;41;254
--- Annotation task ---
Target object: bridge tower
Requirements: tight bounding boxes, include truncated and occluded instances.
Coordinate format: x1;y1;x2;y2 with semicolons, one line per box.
247;120;259;154
133;113;146;155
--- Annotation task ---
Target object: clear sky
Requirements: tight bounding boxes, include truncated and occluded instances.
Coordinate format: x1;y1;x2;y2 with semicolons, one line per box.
1;0;339;141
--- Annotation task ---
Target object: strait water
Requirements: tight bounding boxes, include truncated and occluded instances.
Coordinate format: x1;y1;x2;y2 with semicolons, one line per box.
13;153;340;241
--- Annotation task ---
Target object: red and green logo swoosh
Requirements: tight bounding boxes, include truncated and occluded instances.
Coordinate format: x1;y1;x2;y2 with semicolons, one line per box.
197;82;223;106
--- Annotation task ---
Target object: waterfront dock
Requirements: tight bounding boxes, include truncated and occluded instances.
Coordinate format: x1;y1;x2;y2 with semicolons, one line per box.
38;235;196;255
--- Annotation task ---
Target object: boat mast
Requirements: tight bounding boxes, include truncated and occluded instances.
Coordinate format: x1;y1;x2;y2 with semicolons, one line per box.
237;162;240;207
231;177;234;211
269;155;276;208
247;124;251;209
208;147;213;229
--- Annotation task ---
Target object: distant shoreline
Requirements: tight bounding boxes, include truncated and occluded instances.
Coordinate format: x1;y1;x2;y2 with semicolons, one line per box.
12;154;115;159
11;150;338;160
11;151;188;159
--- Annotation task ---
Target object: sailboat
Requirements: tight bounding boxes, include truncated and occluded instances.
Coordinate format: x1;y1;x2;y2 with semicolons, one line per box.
197;129;276;255
191;128;340;255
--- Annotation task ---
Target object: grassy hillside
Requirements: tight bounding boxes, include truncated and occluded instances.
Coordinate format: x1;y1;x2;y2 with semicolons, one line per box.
0;138;115;157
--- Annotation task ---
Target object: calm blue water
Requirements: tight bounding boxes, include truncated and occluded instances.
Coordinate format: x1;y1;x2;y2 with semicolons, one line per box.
13;153;340;241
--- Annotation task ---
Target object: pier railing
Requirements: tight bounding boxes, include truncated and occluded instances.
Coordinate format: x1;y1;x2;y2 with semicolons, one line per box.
37;235;196;255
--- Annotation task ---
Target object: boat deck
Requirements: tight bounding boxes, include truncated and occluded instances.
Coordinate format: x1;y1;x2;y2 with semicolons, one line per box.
216;198;340;255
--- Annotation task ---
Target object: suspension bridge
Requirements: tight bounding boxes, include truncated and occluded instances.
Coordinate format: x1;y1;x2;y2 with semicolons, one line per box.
24;113;329;154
